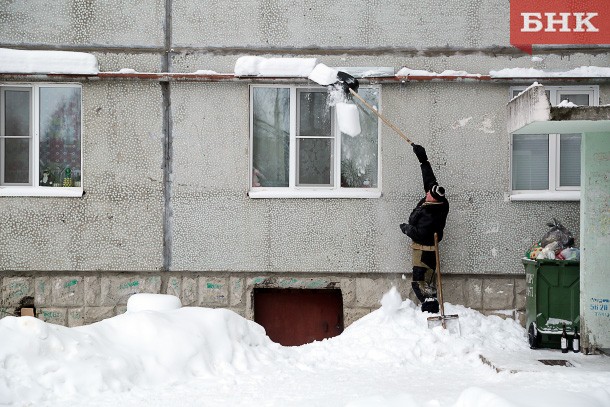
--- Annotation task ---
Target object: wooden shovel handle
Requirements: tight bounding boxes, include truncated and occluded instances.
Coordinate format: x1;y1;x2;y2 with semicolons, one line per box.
348;88;414;145
434;233;446;318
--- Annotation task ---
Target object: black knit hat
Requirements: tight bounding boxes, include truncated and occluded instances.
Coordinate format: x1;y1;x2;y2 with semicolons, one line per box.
430;184;445;200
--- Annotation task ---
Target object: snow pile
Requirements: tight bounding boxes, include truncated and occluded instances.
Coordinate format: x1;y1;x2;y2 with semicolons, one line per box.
193;69;219;75
1;292;609;406
126;293;182;313
557;100;579;108
0;48;99;75
234;56;317;77
396;68;482;78
491;66;610;78
0;307;278;405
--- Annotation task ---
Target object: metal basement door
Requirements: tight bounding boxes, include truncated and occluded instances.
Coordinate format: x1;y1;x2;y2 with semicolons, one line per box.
253;288;344;346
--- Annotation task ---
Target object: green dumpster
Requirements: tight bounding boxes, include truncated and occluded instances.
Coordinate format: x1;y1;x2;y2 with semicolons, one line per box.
522;258;580;349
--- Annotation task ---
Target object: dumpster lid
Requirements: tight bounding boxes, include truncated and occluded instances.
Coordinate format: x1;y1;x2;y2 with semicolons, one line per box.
521;257;579;265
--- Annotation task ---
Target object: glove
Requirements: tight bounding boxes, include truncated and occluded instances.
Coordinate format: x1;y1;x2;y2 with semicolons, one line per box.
400;223;409;235
412;144;428;163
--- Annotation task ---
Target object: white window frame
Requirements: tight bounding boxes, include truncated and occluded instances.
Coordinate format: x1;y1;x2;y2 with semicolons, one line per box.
0;83;83;197
249;84;382;199
509;85;598;201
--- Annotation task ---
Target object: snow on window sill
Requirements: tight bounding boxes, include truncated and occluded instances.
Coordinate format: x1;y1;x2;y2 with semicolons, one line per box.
0;186;84;197
248;188;382;199
509;191;580;201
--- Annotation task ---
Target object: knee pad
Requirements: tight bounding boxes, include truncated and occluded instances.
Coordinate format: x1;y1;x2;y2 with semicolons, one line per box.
412;267;427;282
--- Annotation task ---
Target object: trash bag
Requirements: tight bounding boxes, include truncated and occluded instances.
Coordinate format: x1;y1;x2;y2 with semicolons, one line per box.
559;247;580;261
540;218;575;250
536;241;559;260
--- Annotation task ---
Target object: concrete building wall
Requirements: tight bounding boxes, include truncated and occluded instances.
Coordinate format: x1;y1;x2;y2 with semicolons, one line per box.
581;133;610;353
1;0;608;327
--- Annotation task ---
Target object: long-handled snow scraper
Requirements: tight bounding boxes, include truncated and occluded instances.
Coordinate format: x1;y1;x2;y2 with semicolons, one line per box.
427;233;460;334
336;71;414;145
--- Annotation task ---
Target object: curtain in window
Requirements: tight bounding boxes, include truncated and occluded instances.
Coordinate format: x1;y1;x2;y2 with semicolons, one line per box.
559;134;581;187
252;88;290;187
2;89;31;184
39;87;81;187
512;134;549;190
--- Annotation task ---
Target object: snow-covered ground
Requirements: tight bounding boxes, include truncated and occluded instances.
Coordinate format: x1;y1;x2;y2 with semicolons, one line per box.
1;289;609;407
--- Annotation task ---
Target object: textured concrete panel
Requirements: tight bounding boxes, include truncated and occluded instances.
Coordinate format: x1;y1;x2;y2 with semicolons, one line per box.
51;276;83;306
1;277;34;306
230;277;245;307
355;278;397;308
0;83;164;272
482;278;514;310
68;308;84;327
198;277;229;306
181;277;198;306
339;278;356;307
344;307;371;327
514;277;526;310
166;276;182;298
84;306;115;324
465;278;483;309
1;0;164;46
172;0;509;49
35;277;52;305
441;277;466;306
39;308;67;325
100;276;161;306
85;276;101;306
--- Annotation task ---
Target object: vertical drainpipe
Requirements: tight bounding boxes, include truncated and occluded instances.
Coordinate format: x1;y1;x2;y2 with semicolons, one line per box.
162;0;173;273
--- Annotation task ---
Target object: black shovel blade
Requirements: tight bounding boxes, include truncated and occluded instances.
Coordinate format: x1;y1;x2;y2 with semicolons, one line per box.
336;71;359;97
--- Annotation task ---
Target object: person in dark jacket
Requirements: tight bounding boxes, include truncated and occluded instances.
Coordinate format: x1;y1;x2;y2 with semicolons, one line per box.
400;144;449;313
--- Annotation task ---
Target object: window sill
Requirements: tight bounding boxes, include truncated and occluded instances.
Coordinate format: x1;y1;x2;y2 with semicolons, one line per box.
509;191;580;201
248;188;382;199
0;186;84;197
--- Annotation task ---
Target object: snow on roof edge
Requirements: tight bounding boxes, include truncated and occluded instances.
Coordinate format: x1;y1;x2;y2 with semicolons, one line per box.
0;48;99;75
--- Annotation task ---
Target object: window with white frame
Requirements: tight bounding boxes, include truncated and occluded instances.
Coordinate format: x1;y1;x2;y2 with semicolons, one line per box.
509;85;598;199
0;84;82;197
249;85;380;198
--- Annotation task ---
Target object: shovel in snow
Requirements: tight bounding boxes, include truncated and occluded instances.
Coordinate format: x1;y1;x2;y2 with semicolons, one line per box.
336;71;414;145
427;233;460;335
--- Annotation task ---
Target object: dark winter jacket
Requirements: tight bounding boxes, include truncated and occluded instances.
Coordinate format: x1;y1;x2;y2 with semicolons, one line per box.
402;161;449;246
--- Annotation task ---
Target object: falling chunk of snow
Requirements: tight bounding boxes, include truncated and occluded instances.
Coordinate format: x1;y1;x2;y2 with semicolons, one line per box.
126;293;182;313
452;117;472;129
336;102;361;137
380;286;402;315
234;56;317;77
308;63;339;85
0;48;99;74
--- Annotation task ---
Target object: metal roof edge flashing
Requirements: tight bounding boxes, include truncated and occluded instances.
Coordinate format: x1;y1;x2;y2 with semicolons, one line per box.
2;72;610;84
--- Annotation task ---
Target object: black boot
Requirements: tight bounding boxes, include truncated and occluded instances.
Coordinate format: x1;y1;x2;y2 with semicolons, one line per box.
411;282;426;303
421;298;439;313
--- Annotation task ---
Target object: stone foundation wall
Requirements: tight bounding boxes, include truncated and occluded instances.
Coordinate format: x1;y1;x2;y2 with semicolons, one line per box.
0;272;527;327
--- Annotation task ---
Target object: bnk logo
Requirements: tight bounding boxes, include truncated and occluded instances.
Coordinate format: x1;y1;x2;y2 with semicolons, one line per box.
510;0;610;54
